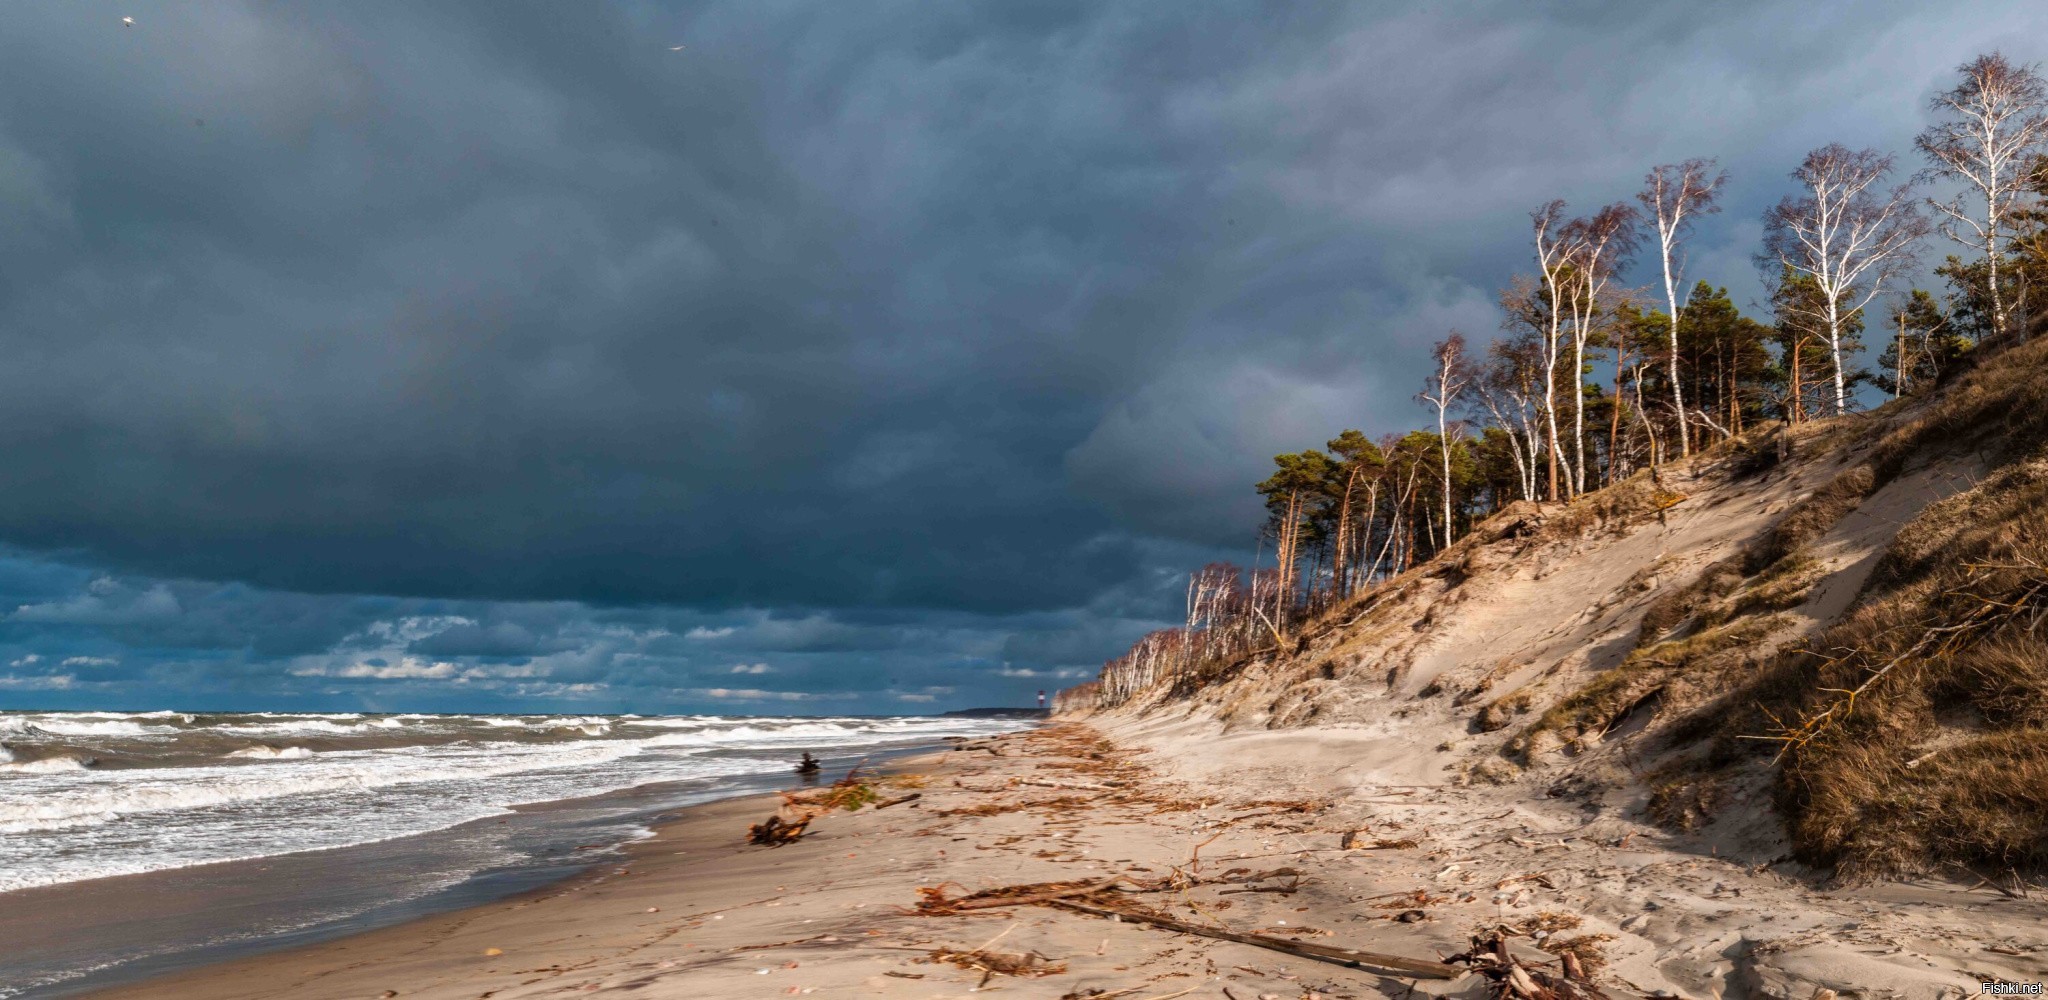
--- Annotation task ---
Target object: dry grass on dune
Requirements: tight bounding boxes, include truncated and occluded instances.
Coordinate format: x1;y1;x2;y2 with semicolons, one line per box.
1496;339;2048;875
1626;341;2048;877
1535;468;1688;543
1868;334;2048;482
1646;765;1731;833
1503;615;1783;761
1718;452;2048;879
1635;554;1749;650
1632;462;1868;654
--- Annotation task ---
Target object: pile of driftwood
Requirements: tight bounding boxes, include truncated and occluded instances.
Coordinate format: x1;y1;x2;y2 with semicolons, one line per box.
907;873;1464;981
904;854;1619;990
744;765;922;846
1449;928;1611;1000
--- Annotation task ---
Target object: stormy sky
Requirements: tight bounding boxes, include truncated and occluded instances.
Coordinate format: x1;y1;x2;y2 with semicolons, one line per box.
0;1;2040;713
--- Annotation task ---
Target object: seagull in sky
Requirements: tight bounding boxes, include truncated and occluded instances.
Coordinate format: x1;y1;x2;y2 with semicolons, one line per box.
669;45;685;51
121;16;135;27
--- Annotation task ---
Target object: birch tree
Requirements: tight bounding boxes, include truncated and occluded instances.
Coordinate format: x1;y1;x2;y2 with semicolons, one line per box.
1761;145;1929;415
1530;203;1577;499
1916;54;2048;343
1638;160;1726;457
1476;333;1543;502
1560;204;1639;493
1418;334;1473;549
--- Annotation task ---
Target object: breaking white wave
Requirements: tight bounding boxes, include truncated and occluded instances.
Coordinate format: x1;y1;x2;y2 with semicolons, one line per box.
49;711;192;721
536;716;612;729
624;716;725;729
0;717;179;738
238;712;363;720
470;715;613;730
0;756;93;774
212;719;375;737
226;746;315;760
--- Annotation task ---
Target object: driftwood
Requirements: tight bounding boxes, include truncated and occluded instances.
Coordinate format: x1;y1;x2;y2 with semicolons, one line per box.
747;814;811;846
1494;871;1560;891
929;947;1065;980
874;792;923;809
1450;930;1611;1000
1341;830;1420;850
1047;899;1464;980
1015;778;1118;792
914;877;1125;914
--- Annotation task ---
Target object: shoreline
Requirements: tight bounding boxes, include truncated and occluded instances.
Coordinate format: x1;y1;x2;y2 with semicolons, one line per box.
66;749;967;1000
68;788;801;1000
7;740;958;1000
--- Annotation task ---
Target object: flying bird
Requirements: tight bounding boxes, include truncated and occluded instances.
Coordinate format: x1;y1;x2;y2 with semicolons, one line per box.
669;45;685;51
121;16;135;27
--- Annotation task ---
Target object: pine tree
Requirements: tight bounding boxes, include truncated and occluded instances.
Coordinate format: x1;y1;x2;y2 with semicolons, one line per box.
1876;289;1969;394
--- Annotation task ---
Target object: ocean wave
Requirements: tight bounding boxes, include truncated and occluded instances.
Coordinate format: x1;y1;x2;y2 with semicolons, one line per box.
50;710;192;722
637;722;848;747
469;715;614;730
0;756;93;773
227;746;316;760
0;717;181;738
0;741;648;834
537;716;612;729
239;712;364;720
212;719;376;737
624;716;726;729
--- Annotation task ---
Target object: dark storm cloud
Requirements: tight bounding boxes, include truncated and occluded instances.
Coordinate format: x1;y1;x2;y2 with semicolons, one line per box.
0;549;1132;711
2;1;2046;709
0;0;1271;610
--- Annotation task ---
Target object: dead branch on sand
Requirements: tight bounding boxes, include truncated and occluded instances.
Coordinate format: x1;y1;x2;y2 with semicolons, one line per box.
1016;777;1122;792
910;878;1128;915
1048;898;1464;979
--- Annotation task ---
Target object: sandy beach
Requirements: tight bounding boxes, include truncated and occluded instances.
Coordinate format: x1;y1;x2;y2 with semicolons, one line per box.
72;723;1462;1000
64;721;2048;999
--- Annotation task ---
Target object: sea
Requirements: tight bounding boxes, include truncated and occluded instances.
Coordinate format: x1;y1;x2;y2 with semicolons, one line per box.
0;709;1031;998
